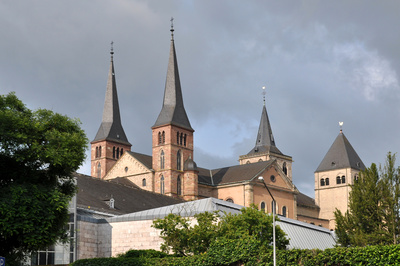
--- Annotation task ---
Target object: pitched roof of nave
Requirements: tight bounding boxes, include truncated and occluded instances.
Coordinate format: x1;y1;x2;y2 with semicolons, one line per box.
296;192;320;210
76;173;184;216
92;46;130;146
197;160;296;190
152;27;193;131
315;130;366;173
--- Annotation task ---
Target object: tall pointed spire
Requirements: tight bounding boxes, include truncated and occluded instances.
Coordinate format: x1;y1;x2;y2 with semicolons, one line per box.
152;20;193;131
92;43;130;145
247;87;282;156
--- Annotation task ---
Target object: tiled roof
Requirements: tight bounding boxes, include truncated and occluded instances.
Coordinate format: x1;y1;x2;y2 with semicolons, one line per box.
198;160;275;186
297;192;319;209
127;151;153;170
76;173;184;216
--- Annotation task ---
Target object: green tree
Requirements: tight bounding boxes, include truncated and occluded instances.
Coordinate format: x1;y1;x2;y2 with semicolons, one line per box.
0;92;87;264
152;205;288;258
334;152;400;246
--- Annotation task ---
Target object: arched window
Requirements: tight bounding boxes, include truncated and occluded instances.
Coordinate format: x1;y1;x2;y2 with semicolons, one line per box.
336;176;341;184
97;163;101;179
160;176;165;194
283;162;287;175
142;178;146;187
160;150;165;169
246;161;250;164
120;148;123;156
116;147;120;159
260;202;266;212
226;198;234;203
354;175;359;183
282;206;287;217
162;131;165;144
99;146;102;157
113;147;116;158
177;175;182;195
258;159;263;162
341;175;346;184
320;178;325;186
180;133;183;145
325;178;330;185
184;134;187;146
96;147;99;158
177;150;181;170
177;132;180;144
158;132;162;145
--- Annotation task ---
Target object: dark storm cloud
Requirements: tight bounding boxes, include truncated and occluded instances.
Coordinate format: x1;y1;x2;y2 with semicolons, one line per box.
1;0;400;197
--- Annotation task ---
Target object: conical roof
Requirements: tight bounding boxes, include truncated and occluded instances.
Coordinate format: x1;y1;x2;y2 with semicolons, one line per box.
315;130;365;173
247;104;282;156
152;30;193;131
92;49;130;145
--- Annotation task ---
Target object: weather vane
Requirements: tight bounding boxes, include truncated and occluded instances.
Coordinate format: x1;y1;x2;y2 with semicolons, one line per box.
339;121;343;132
110;41;114;56
262;86;267;105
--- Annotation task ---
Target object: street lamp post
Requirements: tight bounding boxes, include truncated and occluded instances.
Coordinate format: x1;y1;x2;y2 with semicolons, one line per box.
258;176;276;266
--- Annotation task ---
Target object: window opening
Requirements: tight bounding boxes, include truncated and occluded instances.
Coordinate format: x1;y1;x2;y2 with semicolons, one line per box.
177;175;182;195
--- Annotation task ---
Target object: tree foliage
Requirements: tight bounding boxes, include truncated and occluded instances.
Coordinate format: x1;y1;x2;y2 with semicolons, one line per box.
152;205;288;258
335;152;400;247
0;92;87;263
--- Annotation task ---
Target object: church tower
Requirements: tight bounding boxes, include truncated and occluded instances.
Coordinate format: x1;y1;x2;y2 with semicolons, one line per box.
239;88;293;179
91;45;131;179
315;125;365;230
152;23;197;199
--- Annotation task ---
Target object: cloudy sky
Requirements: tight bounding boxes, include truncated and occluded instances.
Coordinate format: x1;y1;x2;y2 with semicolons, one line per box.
2;0;400;198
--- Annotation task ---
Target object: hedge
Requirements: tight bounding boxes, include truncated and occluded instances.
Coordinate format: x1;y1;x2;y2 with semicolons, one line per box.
71;245;400;266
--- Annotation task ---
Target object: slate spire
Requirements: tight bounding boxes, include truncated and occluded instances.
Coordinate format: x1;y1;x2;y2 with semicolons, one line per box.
247;93;282;156
152;23;193;131
92;44;130;145
315;128;365;172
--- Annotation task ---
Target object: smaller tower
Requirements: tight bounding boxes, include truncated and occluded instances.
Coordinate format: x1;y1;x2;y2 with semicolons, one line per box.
91;43;131;179
315;123;365;230
239;86;293;179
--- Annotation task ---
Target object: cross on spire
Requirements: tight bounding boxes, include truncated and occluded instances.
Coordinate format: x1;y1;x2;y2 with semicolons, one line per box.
262;86;266;105
170;17;174;39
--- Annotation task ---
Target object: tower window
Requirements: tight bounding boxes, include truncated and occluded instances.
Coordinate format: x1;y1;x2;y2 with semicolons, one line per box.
96;147;99;158
99;146;102;157
320;178;325;186
177;150;181;170
283;162;287;175
120;148;123;156
177;175;182;195
160;176;165;194
162;131;165;144
226;198;234;203
325;178;330;185
116;147;120;159
158;132;162;145
180;133;183;145
336;176;341;184
97;163;101;179
184;134;187;146
354;175;359;183
160;150;165;169
142;178;146;187
177;132;180;144
341;175;346;184
113;147;116;159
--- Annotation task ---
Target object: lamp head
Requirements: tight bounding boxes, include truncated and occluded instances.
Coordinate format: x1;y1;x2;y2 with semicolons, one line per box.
258;176;264;181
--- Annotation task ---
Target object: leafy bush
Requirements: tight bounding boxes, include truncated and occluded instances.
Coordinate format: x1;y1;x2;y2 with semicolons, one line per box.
117;249;170;258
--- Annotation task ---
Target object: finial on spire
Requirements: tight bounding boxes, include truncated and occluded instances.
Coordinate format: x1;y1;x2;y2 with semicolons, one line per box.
262;86;266;105
170;17;174;39
339;121;344;133
110;41;114;59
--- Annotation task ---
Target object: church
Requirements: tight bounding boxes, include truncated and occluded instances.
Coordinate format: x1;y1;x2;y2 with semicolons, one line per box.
89;25;366;231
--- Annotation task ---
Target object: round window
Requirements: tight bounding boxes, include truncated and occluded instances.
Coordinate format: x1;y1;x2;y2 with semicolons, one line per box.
270;175;276;182
124;167;128;172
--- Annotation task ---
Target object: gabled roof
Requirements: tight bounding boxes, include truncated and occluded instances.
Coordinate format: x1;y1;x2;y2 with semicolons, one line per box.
246;104;283;156
315;130;365;173
297;192;319;210
152;30;193;131
92;49;130;146
127;151;153;170
76;173;183;216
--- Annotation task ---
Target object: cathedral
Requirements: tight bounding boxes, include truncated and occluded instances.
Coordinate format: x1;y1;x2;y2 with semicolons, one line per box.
90;26;365;230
